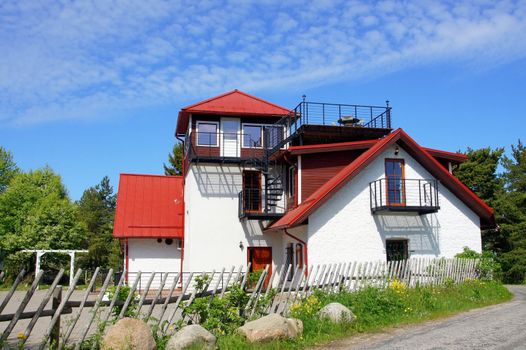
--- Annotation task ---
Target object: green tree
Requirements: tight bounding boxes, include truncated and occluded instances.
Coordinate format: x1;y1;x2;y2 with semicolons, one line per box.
496;140;526;283
454;147;505;251
0;146;18;192
77;176;121;270
163;143;183;175
454;147;504;206
0;167;86;276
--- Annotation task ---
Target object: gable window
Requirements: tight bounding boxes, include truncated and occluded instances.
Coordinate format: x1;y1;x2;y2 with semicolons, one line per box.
243;171;261;212
243;124;263;148
385;159;405;206
196;122;218;146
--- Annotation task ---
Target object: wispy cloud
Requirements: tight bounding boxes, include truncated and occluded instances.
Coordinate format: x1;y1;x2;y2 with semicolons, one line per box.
1;0;525;125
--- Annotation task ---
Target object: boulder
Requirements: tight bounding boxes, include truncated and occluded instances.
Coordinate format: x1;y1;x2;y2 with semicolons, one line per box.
317;302;355;323
166;325;216;350
101;318;155;350
237;313;303;343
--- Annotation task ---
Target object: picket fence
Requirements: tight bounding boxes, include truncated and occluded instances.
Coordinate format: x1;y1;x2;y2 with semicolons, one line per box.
0;257;480;349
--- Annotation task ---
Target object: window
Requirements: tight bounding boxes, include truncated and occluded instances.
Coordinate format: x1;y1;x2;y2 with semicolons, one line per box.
243;171;261;212
197;122;218;146
385;159;405;205
386;239;409;262
243;125;262;148
287;166;295;198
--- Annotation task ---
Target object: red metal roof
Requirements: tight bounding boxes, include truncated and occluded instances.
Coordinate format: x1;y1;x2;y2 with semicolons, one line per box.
269;129;494;230
423;148;468;164
113;174;184;238
176;90;290;135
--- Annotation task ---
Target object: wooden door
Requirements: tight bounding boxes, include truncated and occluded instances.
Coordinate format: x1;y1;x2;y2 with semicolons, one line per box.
243;171;261;212
247;247;272;288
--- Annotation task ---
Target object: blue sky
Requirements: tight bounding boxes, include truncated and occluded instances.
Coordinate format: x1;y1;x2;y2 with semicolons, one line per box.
1;0;525;200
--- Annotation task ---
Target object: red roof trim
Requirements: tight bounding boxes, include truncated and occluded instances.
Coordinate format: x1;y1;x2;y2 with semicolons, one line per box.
288;140;379;155
423;148;468;163
269;129;493;230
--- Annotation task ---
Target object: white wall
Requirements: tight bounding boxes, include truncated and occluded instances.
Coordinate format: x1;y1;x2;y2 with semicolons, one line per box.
184;164;285;272
307;144;482;266
127;238;181;289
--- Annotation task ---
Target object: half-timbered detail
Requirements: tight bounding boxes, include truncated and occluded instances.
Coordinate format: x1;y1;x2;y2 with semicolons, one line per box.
114;89;495;280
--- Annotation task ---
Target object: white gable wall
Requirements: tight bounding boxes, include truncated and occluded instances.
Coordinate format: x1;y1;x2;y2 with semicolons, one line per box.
307;144;481;266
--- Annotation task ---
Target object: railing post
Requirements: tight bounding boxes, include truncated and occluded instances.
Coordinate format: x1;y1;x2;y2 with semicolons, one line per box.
419;179;422;207
51;286;62;348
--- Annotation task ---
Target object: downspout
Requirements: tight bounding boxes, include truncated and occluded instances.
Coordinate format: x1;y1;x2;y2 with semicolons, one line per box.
284;228;308;275
176;133;186;283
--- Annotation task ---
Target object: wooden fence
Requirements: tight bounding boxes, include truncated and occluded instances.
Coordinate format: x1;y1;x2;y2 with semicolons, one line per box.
0;257;480;349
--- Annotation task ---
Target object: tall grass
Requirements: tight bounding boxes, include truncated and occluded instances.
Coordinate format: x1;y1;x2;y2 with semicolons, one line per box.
217;280;512;349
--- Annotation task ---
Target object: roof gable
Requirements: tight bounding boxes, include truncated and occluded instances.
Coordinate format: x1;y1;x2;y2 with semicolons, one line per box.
176;90;290;135
113;174;184;238
270;129;493;230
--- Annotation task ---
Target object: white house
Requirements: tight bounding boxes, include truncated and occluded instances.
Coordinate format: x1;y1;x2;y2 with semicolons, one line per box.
113;90;495;285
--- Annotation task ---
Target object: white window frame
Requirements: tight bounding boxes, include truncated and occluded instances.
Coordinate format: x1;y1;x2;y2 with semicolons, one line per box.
196;121;219;147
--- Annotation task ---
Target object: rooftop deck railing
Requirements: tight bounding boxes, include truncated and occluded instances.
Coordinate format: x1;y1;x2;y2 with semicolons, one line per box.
369;178;440;215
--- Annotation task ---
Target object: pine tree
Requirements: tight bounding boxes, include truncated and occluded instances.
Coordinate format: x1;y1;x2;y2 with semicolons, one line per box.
496;140;526;283
163;143;183;175
0;146;18;192
77;176;121;270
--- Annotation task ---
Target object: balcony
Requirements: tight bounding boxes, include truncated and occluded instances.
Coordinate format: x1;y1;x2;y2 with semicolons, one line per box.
369;178;440;215
267;101;392;153
238;189;286;220
185;131;284;164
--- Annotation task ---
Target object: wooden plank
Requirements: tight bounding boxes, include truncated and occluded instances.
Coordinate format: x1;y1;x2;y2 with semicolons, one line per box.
247;265;269;318
96;269;127;345
118;270;142;320
60;267;100;350
1;270;44;342
21;269;64;345
209;268;225;303
154;272;180;329
75;269;113;349
145;272;169;320
0;269;25;314
165;272;194;332
219;266;236;298
136;272;156;315
346;262;357;291
40;269;82;350
282;266;302;315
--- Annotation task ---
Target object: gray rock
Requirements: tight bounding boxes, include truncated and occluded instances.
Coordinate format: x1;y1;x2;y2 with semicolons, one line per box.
166;324;216;350
237;313;303;343
318;302;355;323
101;318;156;350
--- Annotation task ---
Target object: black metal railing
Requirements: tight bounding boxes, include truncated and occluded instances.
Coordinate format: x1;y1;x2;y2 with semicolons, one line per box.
238;189;286;219
369;178;440;214
265;101;392;156
186;131;280;162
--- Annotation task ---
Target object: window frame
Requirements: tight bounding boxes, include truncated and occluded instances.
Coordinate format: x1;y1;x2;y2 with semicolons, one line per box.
384;158;406;206
241;123;264;149
242;170;262;213
196;121;219;147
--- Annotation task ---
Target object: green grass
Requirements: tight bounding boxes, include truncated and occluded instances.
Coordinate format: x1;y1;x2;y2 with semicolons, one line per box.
216;280;512;349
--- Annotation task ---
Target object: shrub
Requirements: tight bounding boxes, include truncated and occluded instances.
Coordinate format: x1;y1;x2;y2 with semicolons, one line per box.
106;285;138;318
455;247;502;280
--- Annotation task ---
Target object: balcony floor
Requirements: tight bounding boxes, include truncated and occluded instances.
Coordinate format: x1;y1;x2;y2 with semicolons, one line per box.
372;205;440;215
240;212;284;220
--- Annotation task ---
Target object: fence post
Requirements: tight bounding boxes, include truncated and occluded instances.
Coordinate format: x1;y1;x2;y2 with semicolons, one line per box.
51;286;62;347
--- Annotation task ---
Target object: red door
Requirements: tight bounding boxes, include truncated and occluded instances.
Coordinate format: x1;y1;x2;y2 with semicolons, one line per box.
247;247;272;288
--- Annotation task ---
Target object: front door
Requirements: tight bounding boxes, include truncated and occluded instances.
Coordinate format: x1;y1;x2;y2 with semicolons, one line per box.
247;247;272;288
385;159;405;206
220;118;240;157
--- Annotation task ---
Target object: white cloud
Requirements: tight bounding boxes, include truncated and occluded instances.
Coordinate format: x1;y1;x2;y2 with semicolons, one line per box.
0;0;525;125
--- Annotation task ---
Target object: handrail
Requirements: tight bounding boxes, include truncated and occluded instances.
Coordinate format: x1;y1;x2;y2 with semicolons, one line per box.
369;178;439;213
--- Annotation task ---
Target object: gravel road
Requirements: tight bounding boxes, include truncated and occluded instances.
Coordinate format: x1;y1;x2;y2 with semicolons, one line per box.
315;285;526;350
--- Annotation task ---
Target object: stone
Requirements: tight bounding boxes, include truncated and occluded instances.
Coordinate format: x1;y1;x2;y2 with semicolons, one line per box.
101;318;156;350
317;302;355;323
166;325;217;350
237;313;303;343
